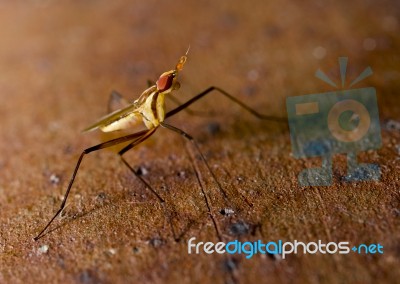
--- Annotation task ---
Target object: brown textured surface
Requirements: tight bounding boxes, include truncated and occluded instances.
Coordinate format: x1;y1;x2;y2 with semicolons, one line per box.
0;1;399;283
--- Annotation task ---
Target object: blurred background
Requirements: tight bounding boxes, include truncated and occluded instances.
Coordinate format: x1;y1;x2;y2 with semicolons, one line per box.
0;0;399;283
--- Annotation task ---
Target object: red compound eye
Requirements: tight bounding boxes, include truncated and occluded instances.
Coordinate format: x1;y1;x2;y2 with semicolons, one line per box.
156;74;174;91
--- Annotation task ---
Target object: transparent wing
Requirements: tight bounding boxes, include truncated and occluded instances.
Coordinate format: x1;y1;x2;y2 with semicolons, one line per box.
83;104;142;133
108;90;130;113
85;86;158;133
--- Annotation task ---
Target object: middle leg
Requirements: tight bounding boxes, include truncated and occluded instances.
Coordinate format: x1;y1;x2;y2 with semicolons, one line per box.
117;128;181;240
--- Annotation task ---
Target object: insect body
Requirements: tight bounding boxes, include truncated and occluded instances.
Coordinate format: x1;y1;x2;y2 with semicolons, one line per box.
34;49;285;241
84;55;186;132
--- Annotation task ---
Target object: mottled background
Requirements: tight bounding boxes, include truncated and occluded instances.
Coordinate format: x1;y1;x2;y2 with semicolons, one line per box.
0;0;399;283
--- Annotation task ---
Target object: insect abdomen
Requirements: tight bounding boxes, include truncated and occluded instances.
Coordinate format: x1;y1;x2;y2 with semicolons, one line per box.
100;113;142;132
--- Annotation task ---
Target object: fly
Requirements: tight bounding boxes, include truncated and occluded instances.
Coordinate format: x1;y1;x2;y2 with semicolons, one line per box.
34;48;285;240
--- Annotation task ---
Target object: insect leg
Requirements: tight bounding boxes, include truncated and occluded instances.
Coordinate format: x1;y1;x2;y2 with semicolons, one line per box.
160;122;230;202
34;129;151;241
160;122;235;243
118;130;183;241
167;94;216;117
149;78;212;116
117;128;165;203
161;122;246;282
166;86;286;122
